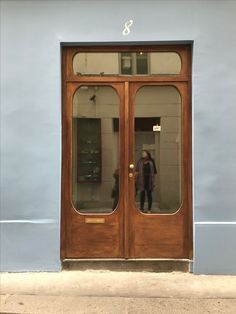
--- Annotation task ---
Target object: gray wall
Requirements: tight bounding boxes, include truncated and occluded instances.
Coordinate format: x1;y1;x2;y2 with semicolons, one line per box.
1;0;236;274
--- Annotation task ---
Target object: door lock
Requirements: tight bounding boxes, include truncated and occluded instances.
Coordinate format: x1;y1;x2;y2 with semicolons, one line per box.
129;164;135;169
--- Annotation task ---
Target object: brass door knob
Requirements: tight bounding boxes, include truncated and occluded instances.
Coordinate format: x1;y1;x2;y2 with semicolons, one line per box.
129;164;135;169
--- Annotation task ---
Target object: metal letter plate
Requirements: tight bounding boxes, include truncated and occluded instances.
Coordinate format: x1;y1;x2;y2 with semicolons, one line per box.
85;218;105;224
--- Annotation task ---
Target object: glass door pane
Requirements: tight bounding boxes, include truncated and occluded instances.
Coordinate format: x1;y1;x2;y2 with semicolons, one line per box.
72;86;120;214
134;86;182;214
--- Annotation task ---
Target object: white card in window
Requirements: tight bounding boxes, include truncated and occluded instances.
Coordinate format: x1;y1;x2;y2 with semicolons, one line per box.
153;125;161;132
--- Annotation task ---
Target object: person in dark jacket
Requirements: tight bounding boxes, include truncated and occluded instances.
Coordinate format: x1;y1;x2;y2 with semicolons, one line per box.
111;168;119;210
135;150;157;213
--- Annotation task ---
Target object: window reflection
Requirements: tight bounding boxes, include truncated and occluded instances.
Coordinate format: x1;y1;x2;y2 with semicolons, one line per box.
134;86;182;213
135;150;157;213
72;86;120;213
73;52;181;75
136;52;148;74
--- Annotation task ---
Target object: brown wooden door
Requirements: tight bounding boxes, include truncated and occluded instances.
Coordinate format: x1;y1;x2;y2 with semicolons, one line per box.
127;82;192;258
61;80;192;260
61;82;125;258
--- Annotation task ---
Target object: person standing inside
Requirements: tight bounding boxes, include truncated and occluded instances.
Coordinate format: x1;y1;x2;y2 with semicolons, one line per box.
135;150;157;213
111;168;119;210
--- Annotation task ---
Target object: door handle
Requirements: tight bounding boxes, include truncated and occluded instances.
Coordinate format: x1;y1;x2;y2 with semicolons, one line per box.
129;164;135;178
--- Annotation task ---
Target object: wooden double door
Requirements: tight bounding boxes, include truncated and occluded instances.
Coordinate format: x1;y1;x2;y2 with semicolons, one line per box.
61;79;192;260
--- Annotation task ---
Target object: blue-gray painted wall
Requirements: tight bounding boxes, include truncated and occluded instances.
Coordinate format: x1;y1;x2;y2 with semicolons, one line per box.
1;0;236;274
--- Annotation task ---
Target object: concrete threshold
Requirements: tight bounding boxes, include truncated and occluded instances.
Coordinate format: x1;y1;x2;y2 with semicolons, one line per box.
62;258;191;272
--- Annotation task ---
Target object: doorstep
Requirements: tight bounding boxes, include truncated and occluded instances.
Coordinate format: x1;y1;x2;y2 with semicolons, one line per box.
62;259;192;272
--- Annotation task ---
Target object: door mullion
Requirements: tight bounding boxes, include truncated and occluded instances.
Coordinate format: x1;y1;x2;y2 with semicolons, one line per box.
124;81;130;258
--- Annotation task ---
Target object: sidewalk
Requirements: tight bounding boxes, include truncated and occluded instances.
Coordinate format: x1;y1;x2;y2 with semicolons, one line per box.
1;270;236;313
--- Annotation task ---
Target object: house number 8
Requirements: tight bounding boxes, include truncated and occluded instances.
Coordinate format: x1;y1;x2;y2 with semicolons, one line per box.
122;20;133;36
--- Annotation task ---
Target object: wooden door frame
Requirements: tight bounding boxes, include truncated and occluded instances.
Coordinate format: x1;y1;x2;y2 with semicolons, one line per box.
61;44;192;259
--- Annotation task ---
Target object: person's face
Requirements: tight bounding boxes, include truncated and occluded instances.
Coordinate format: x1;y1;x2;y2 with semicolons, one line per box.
142;151;148;158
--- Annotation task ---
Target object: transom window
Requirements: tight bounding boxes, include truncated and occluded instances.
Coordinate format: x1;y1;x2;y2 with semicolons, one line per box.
73;52;181;76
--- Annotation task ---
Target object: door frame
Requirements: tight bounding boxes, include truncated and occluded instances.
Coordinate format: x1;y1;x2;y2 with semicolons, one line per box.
61;44;192;260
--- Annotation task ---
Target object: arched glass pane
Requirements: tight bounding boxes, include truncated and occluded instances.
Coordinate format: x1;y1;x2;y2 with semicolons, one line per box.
72;86;120;213
134;86;182;214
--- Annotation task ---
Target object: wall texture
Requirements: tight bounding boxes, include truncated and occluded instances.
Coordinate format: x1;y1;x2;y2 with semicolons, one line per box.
1;0;236;274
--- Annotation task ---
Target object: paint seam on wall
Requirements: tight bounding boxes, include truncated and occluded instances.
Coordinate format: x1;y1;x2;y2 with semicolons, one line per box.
195;222;236;225
0;219;56;224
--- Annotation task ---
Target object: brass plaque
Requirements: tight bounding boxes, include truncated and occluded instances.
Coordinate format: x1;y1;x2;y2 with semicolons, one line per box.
85;218;105;224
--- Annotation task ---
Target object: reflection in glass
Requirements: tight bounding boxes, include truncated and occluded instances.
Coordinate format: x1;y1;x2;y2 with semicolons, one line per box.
136;52;148;74
150;52;181;75
73;52;181;75
72;86;120;213
121;52;132;75
73;53;119;75
134;86;182;213
135;150;157;212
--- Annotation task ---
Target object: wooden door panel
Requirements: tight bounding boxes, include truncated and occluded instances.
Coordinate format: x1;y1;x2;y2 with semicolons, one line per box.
129;210;185;258
128;82;191;259
62;82;125;259
66;210;123;258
